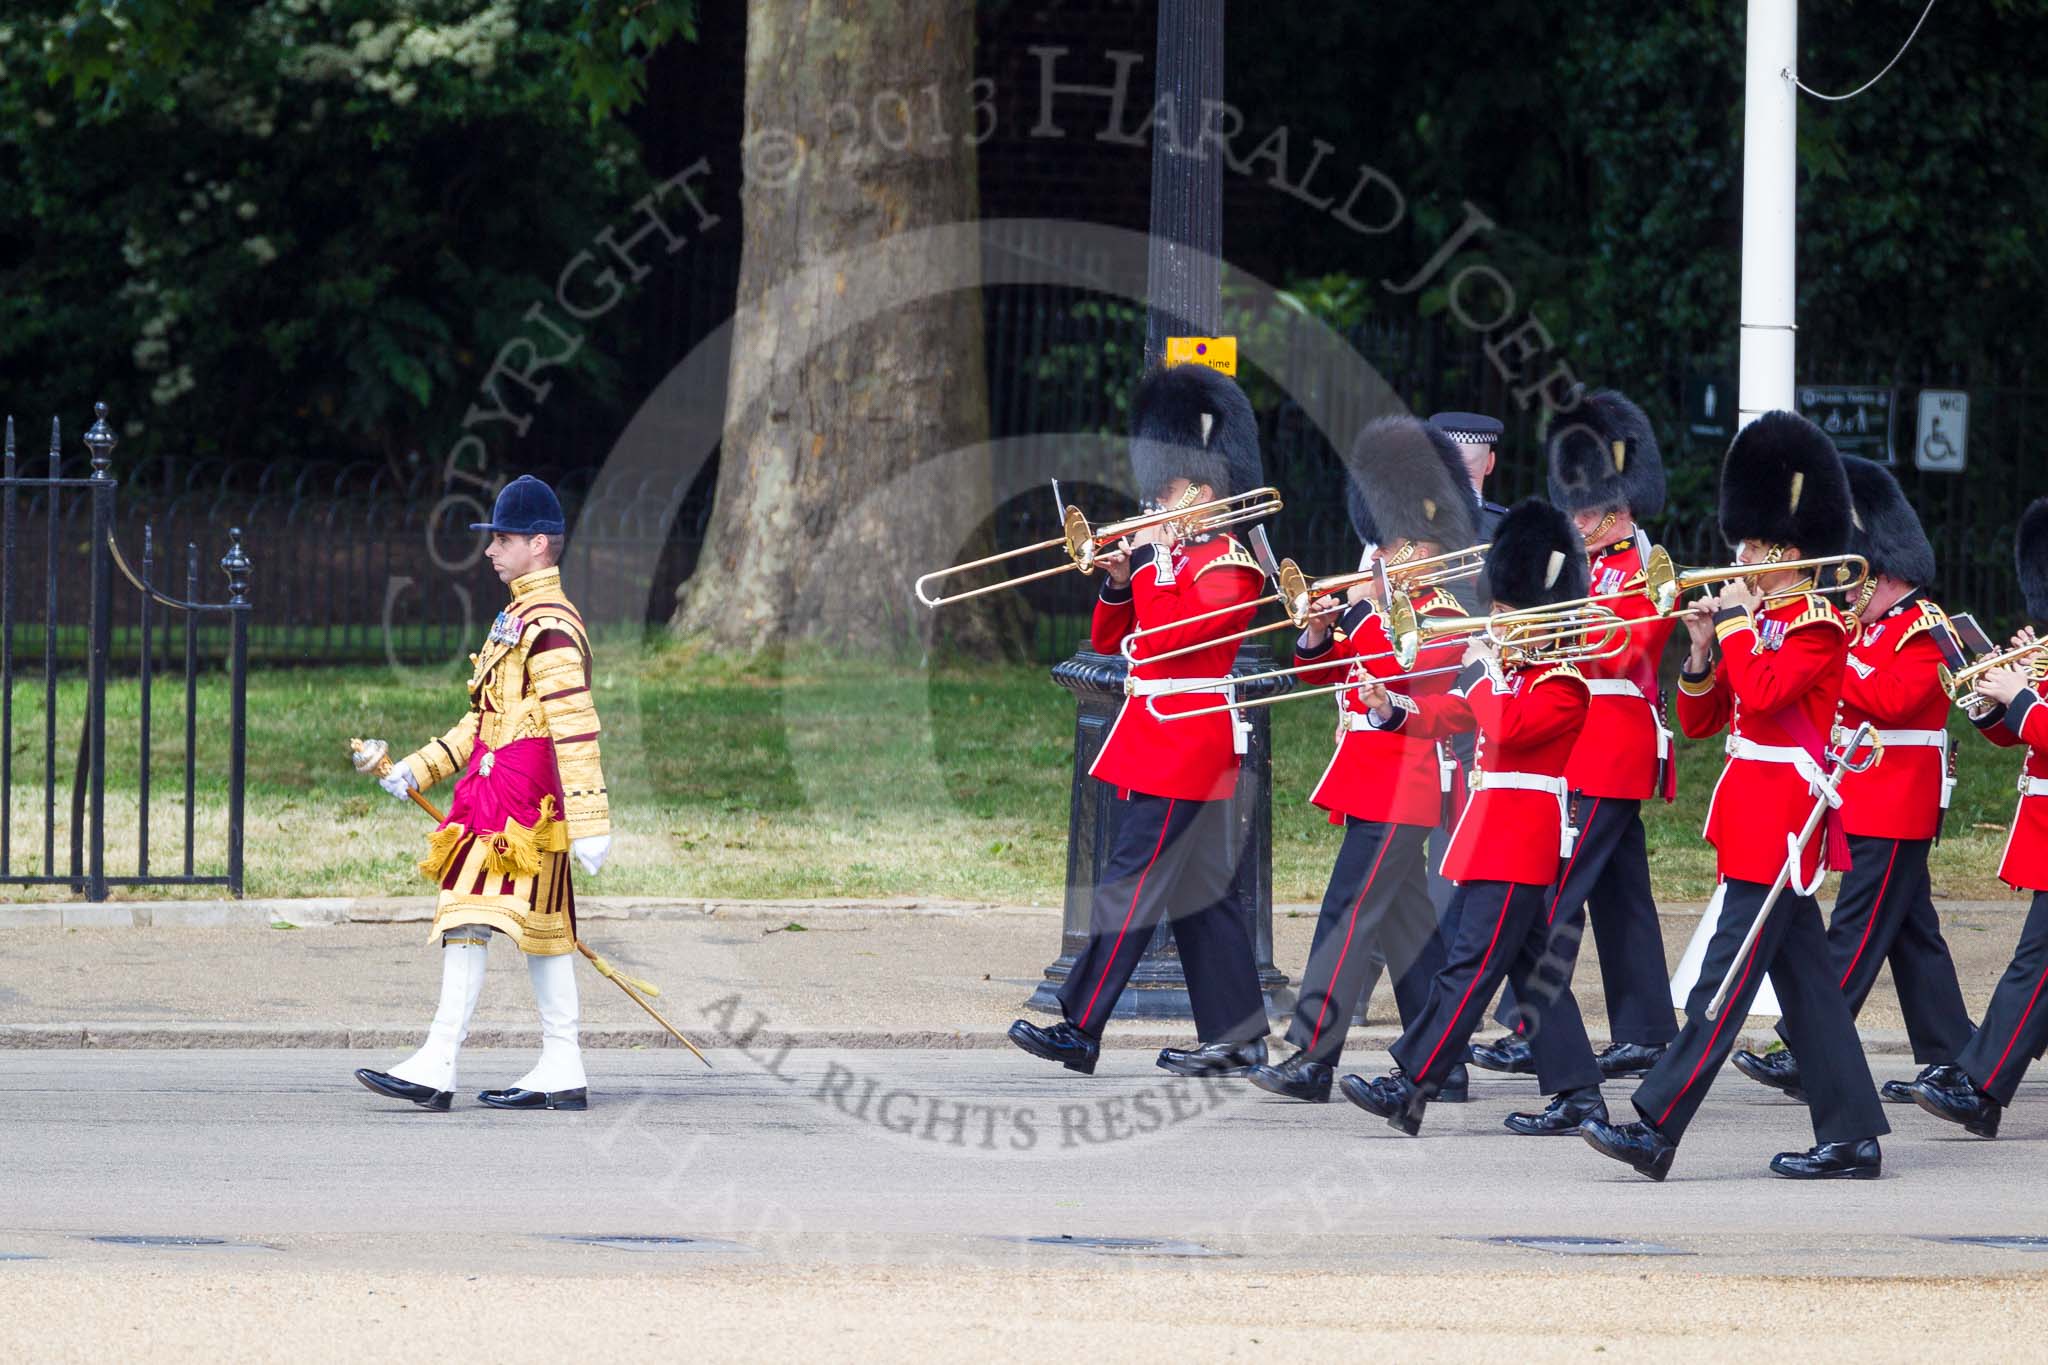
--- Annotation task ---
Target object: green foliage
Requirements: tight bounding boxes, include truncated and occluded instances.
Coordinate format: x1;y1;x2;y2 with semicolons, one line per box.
0;1;695;472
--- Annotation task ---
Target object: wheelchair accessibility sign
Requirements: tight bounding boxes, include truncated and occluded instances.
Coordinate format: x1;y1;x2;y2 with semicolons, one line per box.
1915;390;1969;472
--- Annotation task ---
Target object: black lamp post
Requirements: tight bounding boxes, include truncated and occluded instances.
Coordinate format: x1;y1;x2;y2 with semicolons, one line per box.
1027;0;1290;1022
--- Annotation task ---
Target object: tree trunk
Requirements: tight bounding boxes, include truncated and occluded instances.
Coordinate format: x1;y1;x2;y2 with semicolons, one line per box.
671;0;1023;657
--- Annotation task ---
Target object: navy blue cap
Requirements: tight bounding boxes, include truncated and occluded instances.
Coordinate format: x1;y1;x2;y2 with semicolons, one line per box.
1429;411;1504;446
469;475;566;536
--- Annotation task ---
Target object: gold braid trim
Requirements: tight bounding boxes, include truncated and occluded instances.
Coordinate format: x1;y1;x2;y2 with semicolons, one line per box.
1527;662;1587;689
1193;547;1263;581
1789;593;1849;633
403;709;480;790
1893;602;1948;652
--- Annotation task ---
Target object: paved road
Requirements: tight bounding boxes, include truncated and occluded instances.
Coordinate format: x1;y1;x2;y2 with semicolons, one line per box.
4;1048;2047;1277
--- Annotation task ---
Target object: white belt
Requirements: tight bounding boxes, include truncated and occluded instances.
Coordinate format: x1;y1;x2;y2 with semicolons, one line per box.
1725;735;1839;808
1470;769;1577;856
1125;675;1246;755
1584;678;1671;759
1337;710;1377;733
1832;724;1953;810
2022;776;2048;797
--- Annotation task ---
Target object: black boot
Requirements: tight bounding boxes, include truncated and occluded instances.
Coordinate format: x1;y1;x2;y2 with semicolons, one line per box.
1733;1047;1807;1102
477;1086;588;1111
1338;1070;1429;1136
1909;1073;2002;1138
1504;1086;1608;1136
1580;1116;1678;1181
1468;1033;1536;1074
1008;1019;1100;1076
1156;1037;1267;1077
1437;1062;1471;1103
1594;1041;1665;1079
1769;1138;1882;1179
1882;1061;1963;1104
1246;1050;1333;1102
354;1068;452;1112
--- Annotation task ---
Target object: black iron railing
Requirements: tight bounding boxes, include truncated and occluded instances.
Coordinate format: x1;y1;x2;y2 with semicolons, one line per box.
0;405;250;899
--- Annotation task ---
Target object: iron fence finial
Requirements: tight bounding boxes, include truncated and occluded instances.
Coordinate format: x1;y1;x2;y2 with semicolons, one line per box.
221;527;251;604
83;402;116;479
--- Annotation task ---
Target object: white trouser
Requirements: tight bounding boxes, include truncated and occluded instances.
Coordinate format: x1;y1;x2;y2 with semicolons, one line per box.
514;950;587;1093
388;931;491;1093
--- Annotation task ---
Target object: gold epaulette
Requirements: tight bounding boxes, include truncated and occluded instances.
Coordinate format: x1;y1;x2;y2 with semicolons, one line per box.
1194;547;1263;581
1418;593;1469;618
1788;593;1848;633
1892;600;1948;652
1528;662;1587;689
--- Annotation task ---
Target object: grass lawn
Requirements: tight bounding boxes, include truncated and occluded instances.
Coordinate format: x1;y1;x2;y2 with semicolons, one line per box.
0;635;2028;903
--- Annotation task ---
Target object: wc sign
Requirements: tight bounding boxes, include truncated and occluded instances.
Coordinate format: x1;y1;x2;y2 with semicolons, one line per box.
1915;390;1969;473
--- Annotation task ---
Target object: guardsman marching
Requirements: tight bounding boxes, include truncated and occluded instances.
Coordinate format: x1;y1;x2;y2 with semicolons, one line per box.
1582;412;1891;1180
355;475;612;1112
1909;499;2048;1138
1338;499;1603;1136
1008;363;1271;1078
1734;456;1975;1105
1474;390;1680;1104
1244;416;1474;1104
1423;411;1509;927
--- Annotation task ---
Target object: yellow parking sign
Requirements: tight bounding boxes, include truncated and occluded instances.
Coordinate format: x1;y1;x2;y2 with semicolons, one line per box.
1165;336;1237;376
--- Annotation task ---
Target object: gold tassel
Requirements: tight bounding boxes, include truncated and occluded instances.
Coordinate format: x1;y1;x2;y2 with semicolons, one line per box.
581;946;662;998
417;823;467;884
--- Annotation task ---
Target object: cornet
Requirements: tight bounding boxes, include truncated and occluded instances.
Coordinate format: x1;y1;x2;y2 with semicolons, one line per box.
913;485;1283;608
1940;640;2048;703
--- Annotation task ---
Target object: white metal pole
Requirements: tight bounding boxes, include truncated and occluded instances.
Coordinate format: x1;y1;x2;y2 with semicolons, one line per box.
1738;0;1798;429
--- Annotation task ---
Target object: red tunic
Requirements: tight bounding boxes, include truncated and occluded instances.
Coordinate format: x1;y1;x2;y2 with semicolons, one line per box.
1391;662;1590;885
1295;586;1467;827
1972;690;2048;891
1565;535;1677;800
1089;534;1263;802
1835;598;1954;841
1677;593;1852;885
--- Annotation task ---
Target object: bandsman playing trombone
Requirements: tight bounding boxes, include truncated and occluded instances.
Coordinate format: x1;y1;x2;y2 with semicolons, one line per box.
1335;499;1607;1136
1909;500;2048;1138
1732;455;1977;1109
1007;362;1274;1079
1474;389;1681;1119
1242;416;1477;1104
1581;411;1892;1181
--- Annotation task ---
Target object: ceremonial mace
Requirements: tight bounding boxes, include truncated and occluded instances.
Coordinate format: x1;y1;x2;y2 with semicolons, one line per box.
349;737;712;1067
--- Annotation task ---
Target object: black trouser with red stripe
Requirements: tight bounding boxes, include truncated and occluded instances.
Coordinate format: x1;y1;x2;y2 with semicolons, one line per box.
1631;878;1890;1145
1955;890;2048;1105
1057;790;1266;1045
1774;834;1972;1064
1286;819;1441;1067
1493;796;1679;1047
1389;878;1603;1097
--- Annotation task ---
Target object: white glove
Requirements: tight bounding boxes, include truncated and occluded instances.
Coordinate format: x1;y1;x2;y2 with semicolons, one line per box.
379;764;418;799
572;834;611;876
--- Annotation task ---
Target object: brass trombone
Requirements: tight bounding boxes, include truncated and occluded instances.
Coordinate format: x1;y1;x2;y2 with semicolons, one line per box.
1120;542;1488;666
1146;601;1628;722
1940;640;2048;702
1641;545;1869;615
913;486;1284;608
